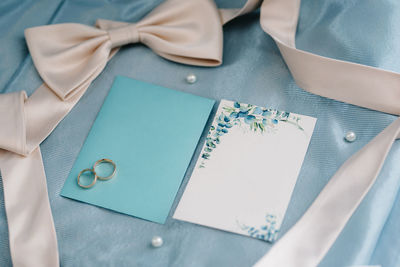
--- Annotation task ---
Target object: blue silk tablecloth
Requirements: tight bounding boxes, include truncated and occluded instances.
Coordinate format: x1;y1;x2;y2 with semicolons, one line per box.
1;0;400;266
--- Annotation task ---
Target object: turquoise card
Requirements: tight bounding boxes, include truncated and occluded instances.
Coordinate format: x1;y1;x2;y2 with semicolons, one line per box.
61;76;215;224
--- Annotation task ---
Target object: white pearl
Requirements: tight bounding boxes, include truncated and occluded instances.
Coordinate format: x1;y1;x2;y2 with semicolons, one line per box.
345;131;356;142
151;236;163;248
186;73;197;84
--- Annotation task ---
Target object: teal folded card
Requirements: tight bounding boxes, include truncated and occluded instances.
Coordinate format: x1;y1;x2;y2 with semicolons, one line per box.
61;76;215;224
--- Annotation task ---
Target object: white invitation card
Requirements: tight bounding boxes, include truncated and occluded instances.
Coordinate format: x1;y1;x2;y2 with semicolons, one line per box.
174;100;316;242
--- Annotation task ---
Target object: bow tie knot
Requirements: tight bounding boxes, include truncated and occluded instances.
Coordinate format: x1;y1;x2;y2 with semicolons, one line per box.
108;24;140;48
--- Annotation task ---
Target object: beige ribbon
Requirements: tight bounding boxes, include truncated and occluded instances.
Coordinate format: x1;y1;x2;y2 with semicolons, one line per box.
252;0;400;266
221;0;400;265
0;0;222;266
1;0;400;266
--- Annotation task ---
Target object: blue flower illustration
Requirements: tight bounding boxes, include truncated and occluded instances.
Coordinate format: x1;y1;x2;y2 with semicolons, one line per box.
198;101;304;168
237;214;279;242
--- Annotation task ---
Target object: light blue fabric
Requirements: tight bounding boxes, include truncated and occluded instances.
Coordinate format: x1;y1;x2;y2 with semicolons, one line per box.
61;76;214;224
1;0;400;266
0;0;62;92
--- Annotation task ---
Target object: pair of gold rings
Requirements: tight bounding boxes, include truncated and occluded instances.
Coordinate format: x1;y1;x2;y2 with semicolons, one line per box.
77;158;116;189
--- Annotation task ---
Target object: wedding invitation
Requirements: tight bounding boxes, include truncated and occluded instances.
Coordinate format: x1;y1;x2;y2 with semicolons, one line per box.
174;100;316;242
61;76;214;224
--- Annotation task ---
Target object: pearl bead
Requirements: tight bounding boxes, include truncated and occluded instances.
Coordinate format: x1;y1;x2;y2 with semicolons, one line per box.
151;236;163;248
186;73;197;84
345;131;356;142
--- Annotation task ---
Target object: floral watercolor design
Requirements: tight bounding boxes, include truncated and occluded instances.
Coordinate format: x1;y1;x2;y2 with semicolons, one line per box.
199;101;304;168
237;214;279;242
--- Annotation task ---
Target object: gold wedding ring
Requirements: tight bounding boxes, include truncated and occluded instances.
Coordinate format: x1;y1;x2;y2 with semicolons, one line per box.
77;168;97;189
93;158;117;180
77;158;117;189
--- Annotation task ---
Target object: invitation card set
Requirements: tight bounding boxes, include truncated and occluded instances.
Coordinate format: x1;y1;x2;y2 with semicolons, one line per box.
62;76;316;242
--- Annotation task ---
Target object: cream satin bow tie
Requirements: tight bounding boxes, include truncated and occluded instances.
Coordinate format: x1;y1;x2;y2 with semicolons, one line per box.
24;0;222;101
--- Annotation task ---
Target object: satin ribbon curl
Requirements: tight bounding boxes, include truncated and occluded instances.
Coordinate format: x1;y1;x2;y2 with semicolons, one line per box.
228;0;400;266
